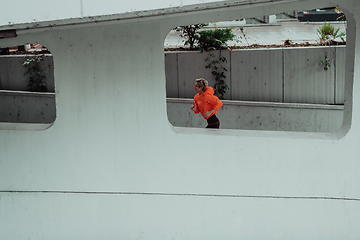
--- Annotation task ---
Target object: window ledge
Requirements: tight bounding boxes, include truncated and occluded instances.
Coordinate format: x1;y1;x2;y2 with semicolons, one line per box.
166;98;344;110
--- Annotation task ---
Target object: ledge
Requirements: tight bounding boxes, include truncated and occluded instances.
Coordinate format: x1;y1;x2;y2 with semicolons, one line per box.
0;90;55;97
0;122;54;131
0;0;298;32
167;98;344;110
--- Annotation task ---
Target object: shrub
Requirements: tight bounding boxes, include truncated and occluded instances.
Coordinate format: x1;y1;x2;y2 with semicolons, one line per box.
317;22;346;44
196;28;235;51
198;29;235;99
173;24;208;49
23;54;48;92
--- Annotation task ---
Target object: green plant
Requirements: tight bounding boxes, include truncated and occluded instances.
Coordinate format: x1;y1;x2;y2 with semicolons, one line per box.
319;57;331;70
196;28;235;51
175;26;235;98
196;28;235;99
317;22;346;44
23;54;48;92
316;22;345;71
205;53;229;99
173;23;208;49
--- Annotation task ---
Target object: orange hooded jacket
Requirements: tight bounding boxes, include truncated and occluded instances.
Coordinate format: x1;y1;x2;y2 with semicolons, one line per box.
193;87;223;119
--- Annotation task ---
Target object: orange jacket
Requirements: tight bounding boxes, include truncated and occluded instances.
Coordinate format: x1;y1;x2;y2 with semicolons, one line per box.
193;87;223;119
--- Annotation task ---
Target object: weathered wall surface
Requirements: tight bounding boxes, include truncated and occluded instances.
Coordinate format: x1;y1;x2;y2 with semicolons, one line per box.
0;91;55;124
1;47;343;103
0;90;341;132
0;0;228;27
165;46;346;104
0;0;359;239
167;98;344;132
0;55;55;92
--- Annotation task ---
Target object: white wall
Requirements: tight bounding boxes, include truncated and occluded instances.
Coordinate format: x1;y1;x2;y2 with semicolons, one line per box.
0;0;227;27
0;0;359;239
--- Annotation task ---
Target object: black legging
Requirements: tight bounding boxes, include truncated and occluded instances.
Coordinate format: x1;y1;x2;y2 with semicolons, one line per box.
206;114;220;129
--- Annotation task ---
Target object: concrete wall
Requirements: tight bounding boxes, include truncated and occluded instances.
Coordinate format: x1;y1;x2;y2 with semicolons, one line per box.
0;55;55;92
0;90;55;124
0;90;341;132
1;47;344;104
166;46;346;104
0;0;359;239
167;98;344;132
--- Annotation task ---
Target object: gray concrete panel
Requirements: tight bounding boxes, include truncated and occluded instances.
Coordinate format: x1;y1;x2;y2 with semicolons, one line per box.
284;47;335;104
165;53;178;98
335;46;346;104
177;50;231;99
231;48;283;102
0;55;54;92
167;98;343;132
177;51;212;99
0;91;56;124
0;56;27;91
167;46;344;104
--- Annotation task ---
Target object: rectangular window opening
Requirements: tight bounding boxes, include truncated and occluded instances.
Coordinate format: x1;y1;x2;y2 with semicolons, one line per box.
164;7;350;136
0;43;56;130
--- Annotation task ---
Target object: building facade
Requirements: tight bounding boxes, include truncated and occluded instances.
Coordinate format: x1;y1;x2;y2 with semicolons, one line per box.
0;0;359;239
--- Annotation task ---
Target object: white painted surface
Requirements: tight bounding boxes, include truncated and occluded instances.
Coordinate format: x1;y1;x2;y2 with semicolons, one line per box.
269;14;277;23
1;0;81;26
0;0;227;27
0;0;359;239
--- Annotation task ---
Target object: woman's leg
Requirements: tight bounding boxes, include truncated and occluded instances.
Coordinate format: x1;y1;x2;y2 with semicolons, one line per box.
206;114;220;129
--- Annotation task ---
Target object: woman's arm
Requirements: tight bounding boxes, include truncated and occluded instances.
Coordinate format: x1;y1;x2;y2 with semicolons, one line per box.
204;109;216;118
191;101;199;114
191;104;197;112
